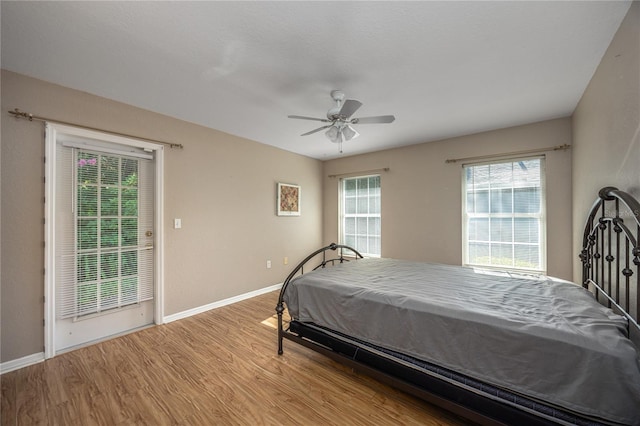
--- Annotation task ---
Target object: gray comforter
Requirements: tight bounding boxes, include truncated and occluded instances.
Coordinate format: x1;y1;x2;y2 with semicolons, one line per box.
283;258;640;425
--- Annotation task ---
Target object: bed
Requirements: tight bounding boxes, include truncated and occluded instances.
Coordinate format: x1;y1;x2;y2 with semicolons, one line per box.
276;187;640;426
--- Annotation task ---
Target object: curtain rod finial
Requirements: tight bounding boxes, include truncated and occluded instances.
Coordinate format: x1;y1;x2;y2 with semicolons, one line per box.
8;108;33;121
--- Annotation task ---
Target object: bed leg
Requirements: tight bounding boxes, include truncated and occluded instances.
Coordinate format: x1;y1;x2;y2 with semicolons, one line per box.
276;303;284;355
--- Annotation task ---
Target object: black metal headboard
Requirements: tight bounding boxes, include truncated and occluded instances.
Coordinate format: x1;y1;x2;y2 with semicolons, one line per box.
276;243;363;355
580;186;640;338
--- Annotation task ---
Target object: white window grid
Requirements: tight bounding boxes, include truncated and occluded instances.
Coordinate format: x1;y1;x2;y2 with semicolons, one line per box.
341;175;381;257
463;157;546;273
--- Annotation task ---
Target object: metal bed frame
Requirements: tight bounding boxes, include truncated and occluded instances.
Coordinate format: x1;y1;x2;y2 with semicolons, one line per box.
276;188;640;426
580;187;640;340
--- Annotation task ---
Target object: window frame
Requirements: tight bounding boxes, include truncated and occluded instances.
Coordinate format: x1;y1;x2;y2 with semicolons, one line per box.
339;174;381;258
461;156;547;274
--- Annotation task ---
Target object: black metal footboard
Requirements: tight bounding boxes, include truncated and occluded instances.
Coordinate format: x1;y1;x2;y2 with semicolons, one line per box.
276;243;363;355
580;187;640;339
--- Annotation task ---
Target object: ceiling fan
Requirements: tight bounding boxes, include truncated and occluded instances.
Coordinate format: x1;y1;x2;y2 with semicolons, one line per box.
288;90;395;153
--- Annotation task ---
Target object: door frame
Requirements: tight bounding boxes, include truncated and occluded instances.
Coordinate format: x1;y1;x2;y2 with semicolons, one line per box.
44;122;165;359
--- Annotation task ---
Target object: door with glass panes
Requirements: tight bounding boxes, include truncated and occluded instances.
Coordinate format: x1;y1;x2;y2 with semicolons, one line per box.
54;141;155;352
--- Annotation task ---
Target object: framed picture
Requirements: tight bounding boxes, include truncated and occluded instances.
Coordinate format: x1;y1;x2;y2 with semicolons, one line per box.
277;183;301;216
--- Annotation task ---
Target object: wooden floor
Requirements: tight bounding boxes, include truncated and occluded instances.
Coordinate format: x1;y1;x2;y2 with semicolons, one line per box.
1;291;471;425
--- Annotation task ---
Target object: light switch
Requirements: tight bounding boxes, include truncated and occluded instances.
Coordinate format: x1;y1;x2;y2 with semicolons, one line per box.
174;218;182;229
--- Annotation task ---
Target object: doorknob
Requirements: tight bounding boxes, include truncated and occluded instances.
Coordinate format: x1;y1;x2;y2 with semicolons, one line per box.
145;231;153;237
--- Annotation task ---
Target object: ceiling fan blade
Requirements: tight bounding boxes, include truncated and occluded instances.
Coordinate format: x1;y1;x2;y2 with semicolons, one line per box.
301;124;333;136
352;115;395;124
338;99;363;119
288;115;331;122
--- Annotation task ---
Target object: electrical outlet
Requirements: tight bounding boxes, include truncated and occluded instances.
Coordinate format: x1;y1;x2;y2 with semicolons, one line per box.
266;260;272;269
284;256;288;265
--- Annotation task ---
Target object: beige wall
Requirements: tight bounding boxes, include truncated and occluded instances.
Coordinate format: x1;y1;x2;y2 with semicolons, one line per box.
1;70;323;363
572;2;640;280
5;0;636;363
323;118;573;280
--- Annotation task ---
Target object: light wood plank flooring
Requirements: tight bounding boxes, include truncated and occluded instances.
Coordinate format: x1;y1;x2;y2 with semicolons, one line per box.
1;291;471;425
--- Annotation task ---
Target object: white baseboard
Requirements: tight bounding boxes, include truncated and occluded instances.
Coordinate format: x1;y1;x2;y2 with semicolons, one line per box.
1;352;45;375
0;284;282;374
162;282;283;324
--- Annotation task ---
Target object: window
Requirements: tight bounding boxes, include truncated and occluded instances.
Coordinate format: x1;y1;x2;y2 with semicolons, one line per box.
73;150;149;316
341;175;381;257
463;158;545;272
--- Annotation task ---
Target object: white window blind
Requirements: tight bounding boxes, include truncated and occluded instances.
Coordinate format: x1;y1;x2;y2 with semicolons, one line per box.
341;175;381;257
463;157;545;272
56;144;154;319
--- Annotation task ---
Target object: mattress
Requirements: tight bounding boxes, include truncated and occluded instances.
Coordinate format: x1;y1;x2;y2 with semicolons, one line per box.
283;258;640;425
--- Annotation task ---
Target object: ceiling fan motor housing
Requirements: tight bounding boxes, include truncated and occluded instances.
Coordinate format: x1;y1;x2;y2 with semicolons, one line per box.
327;90;346;120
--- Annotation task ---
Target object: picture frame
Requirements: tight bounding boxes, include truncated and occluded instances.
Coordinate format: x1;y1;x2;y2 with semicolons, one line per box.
277;183;301;216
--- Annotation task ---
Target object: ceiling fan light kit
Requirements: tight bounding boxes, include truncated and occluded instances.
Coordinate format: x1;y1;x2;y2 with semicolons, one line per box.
288;90;395;154
341;124;359;141
325;125;339;142
325;123;359;143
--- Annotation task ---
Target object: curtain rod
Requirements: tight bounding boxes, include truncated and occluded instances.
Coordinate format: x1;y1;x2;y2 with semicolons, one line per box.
7;108;184;149
445;144;570;164
328;167;390;178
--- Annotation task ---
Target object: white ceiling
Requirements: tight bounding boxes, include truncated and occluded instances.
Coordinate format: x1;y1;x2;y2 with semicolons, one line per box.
1;1;632;160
